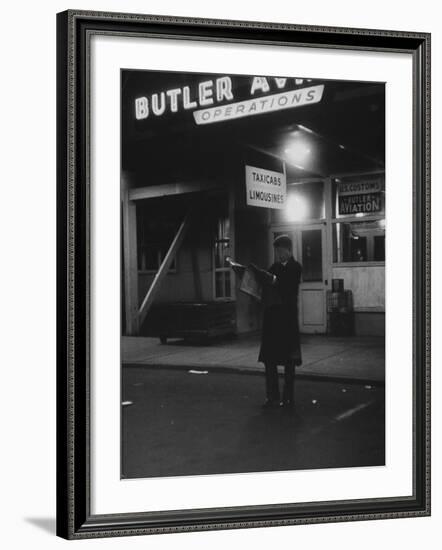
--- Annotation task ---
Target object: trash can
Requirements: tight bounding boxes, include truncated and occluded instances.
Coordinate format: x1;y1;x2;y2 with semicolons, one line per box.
327;290;354;336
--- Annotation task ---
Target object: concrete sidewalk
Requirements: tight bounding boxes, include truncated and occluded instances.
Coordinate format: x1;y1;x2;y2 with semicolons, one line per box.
122;333;385;384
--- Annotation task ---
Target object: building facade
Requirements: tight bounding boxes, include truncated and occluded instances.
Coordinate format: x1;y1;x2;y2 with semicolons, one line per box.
121;71;385;339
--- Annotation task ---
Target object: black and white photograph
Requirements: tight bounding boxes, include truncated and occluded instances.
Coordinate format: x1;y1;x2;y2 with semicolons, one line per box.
120;70;386;479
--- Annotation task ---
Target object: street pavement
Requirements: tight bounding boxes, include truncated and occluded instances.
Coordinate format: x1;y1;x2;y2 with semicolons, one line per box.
122;365;385;479
122;333;385;384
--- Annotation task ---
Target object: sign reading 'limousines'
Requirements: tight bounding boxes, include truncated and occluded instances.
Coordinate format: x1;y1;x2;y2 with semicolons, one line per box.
134;76;324;125
245;165;286;210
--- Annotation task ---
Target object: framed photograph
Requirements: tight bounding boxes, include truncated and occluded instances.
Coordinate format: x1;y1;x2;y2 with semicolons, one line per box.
56;10;431;539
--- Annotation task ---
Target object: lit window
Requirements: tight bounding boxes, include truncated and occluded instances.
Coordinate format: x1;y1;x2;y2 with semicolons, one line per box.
333;220;385;263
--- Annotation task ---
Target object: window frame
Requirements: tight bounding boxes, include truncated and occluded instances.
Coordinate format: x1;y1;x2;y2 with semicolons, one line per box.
137;242;178;275
212;206;234;302
331;214;386;266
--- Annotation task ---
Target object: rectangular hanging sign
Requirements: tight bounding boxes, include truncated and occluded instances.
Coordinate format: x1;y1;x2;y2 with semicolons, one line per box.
245;165;286;209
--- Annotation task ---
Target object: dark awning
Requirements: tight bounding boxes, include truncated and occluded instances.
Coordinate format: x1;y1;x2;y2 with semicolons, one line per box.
122;70;385;184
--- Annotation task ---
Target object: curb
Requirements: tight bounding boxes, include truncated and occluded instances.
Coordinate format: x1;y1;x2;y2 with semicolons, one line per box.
122;362;385;387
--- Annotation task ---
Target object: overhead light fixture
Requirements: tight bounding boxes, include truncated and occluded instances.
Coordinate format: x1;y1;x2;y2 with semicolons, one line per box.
284;144;311;156
297;124;314;134
284;140;312;165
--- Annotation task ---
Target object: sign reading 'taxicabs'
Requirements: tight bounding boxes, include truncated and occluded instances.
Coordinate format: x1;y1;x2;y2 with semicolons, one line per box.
245;165;286;210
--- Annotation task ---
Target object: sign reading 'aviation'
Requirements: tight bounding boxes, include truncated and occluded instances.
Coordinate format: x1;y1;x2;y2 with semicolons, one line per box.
194;85;324;125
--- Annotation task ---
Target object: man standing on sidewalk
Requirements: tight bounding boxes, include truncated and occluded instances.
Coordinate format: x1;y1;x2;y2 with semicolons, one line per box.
250;235;303;409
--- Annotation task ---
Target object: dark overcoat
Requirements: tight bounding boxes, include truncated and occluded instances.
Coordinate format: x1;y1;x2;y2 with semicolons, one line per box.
257;256;302;367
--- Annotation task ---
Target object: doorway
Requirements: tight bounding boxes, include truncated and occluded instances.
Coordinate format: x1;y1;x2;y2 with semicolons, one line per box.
270;224;327;334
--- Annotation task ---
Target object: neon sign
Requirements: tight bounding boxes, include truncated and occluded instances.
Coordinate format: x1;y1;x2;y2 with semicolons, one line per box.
134;76;322;122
